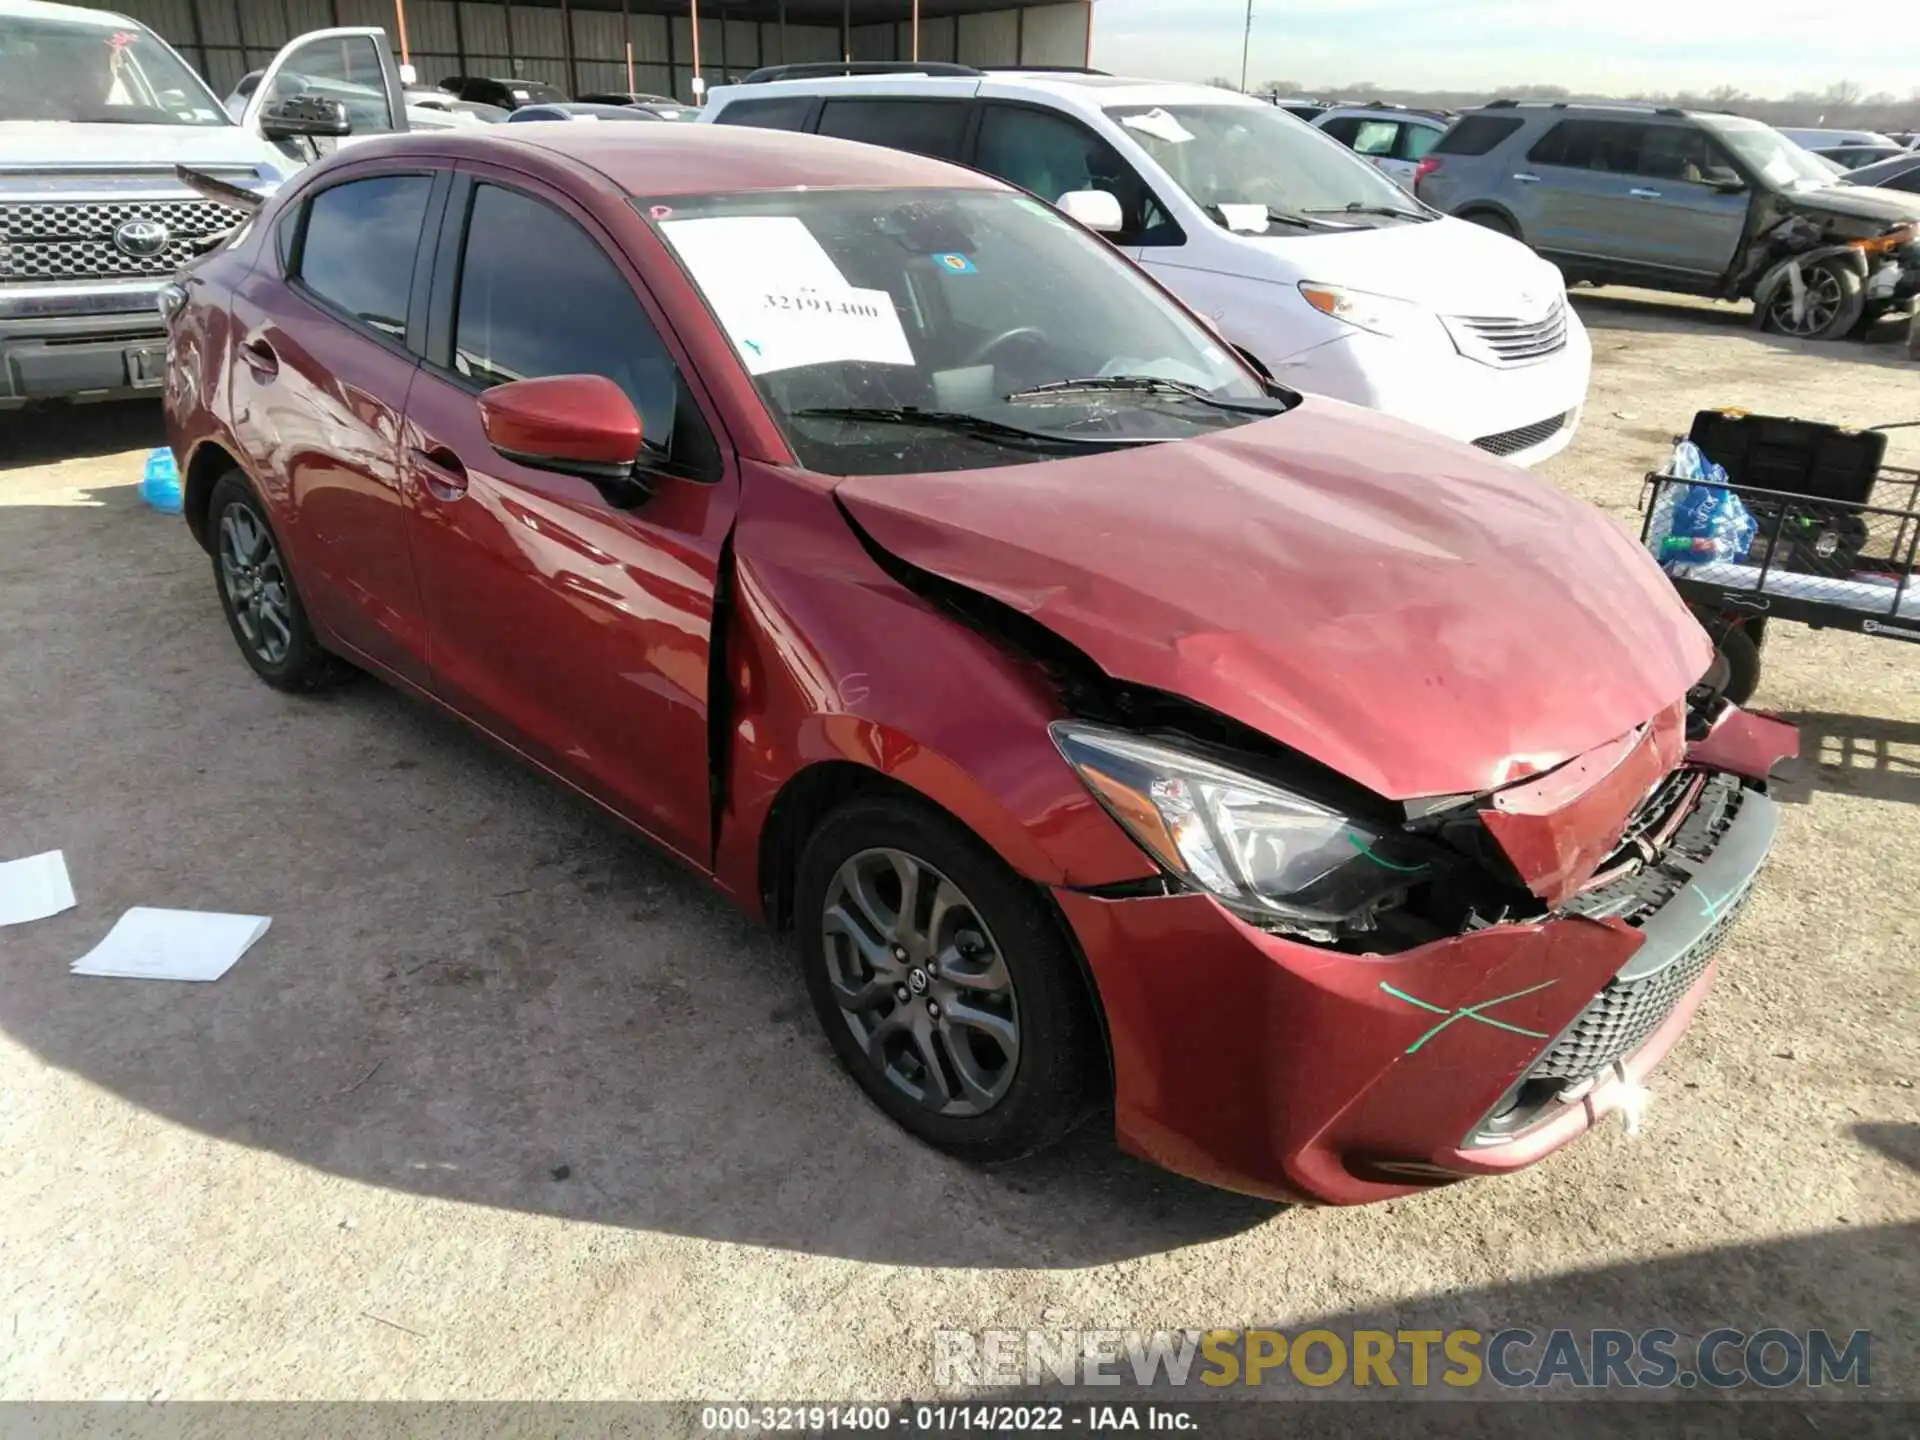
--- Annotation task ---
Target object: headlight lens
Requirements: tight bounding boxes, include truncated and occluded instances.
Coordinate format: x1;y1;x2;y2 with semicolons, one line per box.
1297;282;1434;341
1051;723;1425;933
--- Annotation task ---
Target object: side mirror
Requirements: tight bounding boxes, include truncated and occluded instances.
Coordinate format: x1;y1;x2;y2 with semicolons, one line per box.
478;375;650;504
1707;175;1747;194
1057;189;1126;234
260;96;351;140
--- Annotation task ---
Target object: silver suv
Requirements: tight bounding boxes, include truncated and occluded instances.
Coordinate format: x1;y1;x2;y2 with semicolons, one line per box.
1415;101;1920;340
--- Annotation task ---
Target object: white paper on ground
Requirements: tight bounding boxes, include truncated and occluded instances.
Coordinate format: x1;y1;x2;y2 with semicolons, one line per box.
0;850;77;928
70;907;270;982
660;215;914;375
1216;203;1270;233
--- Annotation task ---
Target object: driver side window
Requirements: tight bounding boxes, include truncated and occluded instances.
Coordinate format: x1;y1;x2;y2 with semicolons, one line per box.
973;105;1180;248
261;35;394;134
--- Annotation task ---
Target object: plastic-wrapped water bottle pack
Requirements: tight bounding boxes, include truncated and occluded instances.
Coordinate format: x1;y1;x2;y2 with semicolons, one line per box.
1651;440;1755;568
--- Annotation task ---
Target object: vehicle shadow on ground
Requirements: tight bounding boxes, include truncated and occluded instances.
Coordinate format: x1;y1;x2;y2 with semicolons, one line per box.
0;400;164;471
953;1203;1915;1435
1772;712;1920;807
1572;288;1916;368
953;1131;1914;1432
0;455;1281;1269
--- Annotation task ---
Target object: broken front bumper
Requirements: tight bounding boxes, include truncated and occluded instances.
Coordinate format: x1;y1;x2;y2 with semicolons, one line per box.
1054;777;1780;1205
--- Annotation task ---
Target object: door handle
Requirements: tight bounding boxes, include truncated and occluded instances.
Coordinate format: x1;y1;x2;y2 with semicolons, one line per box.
410;445;469;500
1512;172;1541;183
1630;187;1663;199
238;337;278;376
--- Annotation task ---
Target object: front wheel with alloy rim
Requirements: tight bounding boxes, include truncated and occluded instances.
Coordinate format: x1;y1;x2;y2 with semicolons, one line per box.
1760;258;1866;341
207;470;350;692
795;794;1098;1163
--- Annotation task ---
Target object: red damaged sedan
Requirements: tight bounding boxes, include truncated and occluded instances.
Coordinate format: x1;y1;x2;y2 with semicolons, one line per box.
163;124;1796;1204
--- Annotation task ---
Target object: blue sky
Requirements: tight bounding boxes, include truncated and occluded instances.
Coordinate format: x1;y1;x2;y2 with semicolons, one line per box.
1089;0;1920;98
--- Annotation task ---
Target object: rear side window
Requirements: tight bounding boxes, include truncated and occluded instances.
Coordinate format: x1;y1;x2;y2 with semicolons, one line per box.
710;94;814;131
296;174;431;337
1432;115;1523;156
817;99;968;161
1399;125;1443;161
1529;119;1648;172
1321;117;1399;156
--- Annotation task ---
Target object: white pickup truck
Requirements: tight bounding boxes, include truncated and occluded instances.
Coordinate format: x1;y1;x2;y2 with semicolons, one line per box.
1;0;407;406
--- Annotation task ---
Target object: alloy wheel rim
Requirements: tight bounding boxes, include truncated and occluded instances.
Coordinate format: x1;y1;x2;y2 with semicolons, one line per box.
219;502;293;666
821;848;1021;1118
1771;268;1842;336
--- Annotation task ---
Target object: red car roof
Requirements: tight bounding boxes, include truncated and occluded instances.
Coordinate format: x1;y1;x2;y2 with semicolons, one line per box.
351;124;1005;198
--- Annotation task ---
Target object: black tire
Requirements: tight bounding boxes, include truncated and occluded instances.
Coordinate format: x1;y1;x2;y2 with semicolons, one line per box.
1461;209;1520;241
1703;624;1762;708
207;469;351;693
795;792;1097;1164
1760;258;1866;341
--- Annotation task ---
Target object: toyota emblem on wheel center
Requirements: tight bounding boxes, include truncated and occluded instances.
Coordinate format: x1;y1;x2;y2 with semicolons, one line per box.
113;218;171;258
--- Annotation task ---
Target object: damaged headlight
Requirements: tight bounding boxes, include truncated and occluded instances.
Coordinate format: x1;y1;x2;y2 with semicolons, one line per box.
1297;282;1438;342
1051;723;1424;936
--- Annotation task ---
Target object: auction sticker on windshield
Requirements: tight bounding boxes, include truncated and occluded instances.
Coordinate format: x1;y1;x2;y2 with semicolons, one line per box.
661;215;914;375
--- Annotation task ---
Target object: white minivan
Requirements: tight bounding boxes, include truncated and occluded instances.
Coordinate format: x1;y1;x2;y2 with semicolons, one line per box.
705;69;1591;466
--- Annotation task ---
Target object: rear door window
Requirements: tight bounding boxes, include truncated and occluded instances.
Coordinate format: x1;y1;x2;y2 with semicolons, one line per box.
1432;115;1523;155
1529;119;1648;173
709;94;815;131
817;99;968;161
1398;124;1443;161
1347;120;1401;157
295;174;432;341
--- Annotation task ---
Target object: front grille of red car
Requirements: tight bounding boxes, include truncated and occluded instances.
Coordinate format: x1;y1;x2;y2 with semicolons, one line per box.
1529;776;1754;1083
0;198;244;283
1467;771;1777;1147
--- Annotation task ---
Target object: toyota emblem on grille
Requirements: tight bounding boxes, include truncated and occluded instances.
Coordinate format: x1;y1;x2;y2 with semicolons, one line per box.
113;218;171;258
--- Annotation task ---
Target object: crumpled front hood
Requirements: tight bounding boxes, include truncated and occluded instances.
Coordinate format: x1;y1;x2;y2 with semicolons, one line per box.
836;399;1711;802
1791;184;1920;227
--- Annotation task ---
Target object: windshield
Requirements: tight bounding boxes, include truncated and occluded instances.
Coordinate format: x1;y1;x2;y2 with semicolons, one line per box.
0;16;227;125
649;188;1282;477
1709;118;1836;192
1103;103;1425;231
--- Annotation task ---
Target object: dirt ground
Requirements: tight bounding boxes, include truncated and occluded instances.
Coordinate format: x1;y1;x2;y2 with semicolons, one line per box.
1;289;1915;1408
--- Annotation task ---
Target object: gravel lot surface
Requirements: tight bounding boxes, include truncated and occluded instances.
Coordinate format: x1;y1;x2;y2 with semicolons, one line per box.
1;290;1914;1412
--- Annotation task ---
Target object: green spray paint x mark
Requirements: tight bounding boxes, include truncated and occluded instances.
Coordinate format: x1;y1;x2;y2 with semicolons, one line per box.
1347;834;1428;873
1380;979;1556;1055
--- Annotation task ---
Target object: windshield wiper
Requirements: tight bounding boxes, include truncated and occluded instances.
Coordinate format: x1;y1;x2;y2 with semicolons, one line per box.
1003;376;1283;414
1302;202;1431;221
1205;203;1329;232
788;406;1117;449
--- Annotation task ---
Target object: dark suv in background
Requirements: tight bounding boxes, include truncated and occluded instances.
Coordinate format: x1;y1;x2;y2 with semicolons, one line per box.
1416;101;1920;339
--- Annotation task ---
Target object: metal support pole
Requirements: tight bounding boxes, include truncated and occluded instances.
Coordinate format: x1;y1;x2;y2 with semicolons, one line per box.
1082;0;1092;67
450;0;466;81
1239;0;1253;92
504;0;515;74
1015;5;1024;64
841;0;850;62
690;0;703;95
718;2;728;84
561;0;577;95
777;0;786;63
912;0;919;61
621;0;632;91
394;0;411;69
185;0;208;82
665;1;677;98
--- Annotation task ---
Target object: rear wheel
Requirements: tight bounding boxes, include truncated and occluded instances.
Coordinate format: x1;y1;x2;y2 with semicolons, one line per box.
795;793;1096;1163
1461;209;1520;241
1760;258;1865;341
208;470;350;692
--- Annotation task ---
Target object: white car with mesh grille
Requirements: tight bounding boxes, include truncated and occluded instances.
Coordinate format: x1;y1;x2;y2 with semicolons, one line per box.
707;69;1591;465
